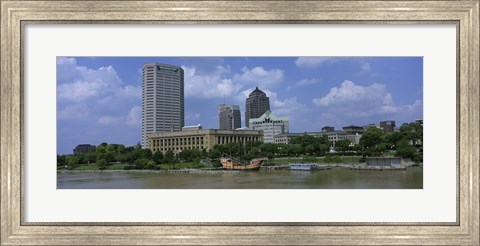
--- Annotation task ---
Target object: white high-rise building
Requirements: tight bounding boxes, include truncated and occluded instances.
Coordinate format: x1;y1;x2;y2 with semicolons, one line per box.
249;110;289;143
141;63;184;148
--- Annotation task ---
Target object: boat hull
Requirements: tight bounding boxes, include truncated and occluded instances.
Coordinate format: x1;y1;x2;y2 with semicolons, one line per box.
220;158;264;171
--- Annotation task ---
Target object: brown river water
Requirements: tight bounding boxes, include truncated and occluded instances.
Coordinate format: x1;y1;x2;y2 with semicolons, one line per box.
57;166;423;189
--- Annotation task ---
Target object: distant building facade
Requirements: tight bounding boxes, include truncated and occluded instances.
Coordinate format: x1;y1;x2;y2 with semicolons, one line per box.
274;133;305;144
275;131;352;146
147;129;263;155
218;104;241;130
141;63;184;148
245;87;270;128
342;125;364;135
321;126;335;132
342;125;364;145
322;131;348;146
182;124;202;131
380;120;396;132
249;110;289;143
73;144;96;154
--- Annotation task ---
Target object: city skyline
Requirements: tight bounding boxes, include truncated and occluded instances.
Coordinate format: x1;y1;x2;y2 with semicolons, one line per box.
57;57;423;154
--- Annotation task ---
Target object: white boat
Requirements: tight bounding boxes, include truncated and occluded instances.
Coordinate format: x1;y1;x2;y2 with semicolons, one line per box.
289;163;318;171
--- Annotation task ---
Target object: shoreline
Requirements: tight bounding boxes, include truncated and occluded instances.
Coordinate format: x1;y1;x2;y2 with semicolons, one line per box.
57;169;242;174
58;162;421;174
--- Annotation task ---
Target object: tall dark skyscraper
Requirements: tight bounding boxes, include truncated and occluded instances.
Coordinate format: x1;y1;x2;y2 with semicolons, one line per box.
245;87;270;128
141;63;184;148
218;104;241;130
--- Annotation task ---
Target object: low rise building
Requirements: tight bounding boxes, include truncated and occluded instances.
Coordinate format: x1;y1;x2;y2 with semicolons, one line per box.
147;129;263;155
73;144;96;154
322;131;348;146
346;133;362;145
275;131;350;146
321;126;335;132
274;133;304;144
343;125;364;135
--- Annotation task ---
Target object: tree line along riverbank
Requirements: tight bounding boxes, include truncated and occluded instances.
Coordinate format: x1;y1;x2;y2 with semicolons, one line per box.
57;122;423;171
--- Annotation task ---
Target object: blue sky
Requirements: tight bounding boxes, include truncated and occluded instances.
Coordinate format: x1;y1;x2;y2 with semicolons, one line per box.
57;57;423;154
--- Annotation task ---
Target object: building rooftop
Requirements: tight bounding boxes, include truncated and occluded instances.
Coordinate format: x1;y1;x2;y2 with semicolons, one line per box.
249;110;288;123
248;87;267;96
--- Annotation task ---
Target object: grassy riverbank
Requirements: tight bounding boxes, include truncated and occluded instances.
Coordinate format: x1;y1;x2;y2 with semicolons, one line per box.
60;156;365;171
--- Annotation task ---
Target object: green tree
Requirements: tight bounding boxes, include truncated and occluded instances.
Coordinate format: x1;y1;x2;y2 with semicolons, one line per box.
201;149;208;158
140;148;153;159
290;144;303;156
84;152;97;164
209;149;221;159
96;145;106;154
152;150;164;164
57;155;66;167
383;132;403;149
334;139;351;152
117;144;125;154
400;122;423;146
97;159;108;168
104;152;114;163
144;160;157;169
164;150;176;168
305;145;315;155
259;143;278;158
359;126;385;156
133;158;149;169
67;154;83;166
395;138;417;159
116;154;130;163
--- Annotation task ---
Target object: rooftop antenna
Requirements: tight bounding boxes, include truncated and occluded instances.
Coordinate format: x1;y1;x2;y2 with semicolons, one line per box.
223;90;226;104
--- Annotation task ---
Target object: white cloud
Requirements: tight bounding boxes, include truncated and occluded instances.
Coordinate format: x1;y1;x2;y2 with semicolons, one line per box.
116;85;141;99
184;65;284;99
406;99;422;111
287;78;320;91
312;80;399;117
57;81;103;102
183;65;242;99
56;57;142;122
97;115;123;126
57;104;89;120
361;62;371;72
186;113;201;121
233;67;284;87
57;58;123;102
295;57;340;69
126;106;141;126
312;80;421;119
272;96;309;116
355;62;377;77
297;78;319;87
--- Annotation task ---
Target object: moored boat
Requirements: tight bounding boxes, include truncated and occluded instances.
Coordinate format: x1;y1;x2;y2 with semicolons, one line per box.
289;163;318;171
220;156;266;170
